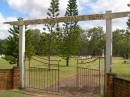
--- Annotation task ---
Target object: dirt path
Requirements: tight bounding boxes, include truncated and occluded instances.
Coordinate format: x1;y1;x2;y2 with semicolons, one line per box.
58;75;99;97
45;70;100;97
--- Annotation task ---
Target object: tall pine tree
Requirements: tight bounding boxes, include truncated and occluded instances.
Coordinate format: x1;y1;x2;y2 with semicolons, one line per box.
45;0;60;69
65;0;78;27
62;0;80;66
3;26;19;66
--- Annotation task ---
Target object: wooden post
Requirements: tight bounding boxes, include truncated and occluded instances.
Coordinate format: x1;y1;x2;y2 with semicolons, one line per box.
105;10;112;97
106;11;112;73
19;19;25;88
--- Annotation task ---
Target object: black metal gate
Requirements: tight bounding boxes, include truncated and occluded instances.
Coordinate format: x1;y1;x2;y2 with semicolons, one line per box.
76;57;103;94
24;57;60;92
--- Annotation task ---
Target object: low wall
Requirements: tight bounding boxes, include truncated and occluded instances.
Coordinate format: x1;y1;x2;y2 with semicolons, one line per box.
0;67;20;89
106;73;130;97
113;77;130;97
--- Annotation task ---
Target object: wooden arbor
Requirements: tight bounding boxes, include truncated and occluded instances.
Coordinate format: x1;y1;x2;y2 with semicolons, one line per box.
4;11;130;88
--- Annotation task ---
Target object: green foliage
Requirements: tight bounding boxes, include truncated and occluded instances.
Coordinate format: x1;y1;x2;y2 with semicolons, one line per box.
86;27;105;56
40;0;60;68
62;0;79;66
3;26;19;65
46;0;60;32
2;26;35;66
30;29;41;54
25;29;35;60
127;16;130;29
40;31;62;55
65;0;78;26
61;26;82;56
0;39;6;54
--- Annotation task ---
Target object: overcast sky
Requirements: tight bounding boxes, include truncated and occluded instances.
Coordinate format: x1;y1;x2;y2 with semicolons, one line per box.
0;0;130;39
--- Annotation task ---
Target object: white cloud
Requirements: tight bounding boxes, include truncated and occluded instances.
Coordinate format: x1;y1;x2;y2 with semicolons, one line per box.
6;0;71;18
89;0;130;13
6;0;85;18
0;12;17;39
79;0;130;31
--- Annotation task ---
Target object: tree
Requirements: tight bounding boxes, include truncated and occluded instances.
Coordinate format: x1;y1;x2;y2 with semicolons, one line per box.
112;29;125;56
62;0;79;66
46;0;59;31
86;27;105;56
124;16;130;59
3;26;19;65
25;29;35;65
30;29;41;55
3;25;35;66
0;39;6;55
40;31;62;55
45;0;60;68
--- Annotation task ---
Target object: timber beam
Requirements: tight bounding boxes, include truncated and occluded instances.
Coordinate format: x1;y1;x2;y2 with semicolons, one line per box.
4;11;130;25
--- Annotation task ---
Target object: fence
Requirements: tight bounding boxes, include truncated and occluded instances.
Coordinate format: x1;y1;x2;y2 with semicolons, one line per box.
106;73;130;97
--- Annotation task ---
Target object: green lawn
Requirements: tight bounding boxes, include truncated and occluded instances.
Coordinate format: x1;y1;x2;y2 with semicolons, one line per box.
112;57;130;80
25;56;104;79
0;58;14;69
0;56;130;79
0;91;24;97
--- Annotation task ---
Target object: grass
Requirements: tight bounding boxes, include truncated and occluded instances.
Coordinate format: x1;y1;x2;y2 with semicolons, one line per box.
25;56;104;79
112;57;130;80
0;91;24;97
0;56;130;79
0;57;14;69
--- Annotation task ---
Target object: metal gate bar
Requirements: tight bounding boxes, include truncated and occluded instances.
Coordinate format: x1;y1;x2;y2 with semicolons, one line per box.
25;57;60;92
76;67;100;93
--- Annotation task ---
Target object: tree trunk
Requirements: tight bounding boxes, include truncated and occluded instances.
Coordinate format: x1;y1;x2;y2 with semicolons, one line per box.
126;53;129;59
17;57;19;67
66;56;70;67
48;55;51;69
29;58;31;68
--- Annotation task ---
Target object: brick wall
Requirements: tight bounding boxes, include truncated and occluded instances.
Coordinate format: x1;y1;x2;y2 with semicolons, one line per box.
106;73;130;97
0;67;20;89
113;78;130;97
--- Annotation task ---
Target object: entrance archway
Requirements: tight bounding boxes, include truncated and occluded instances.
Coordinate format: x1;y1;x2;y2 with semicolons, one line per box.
4;10;130;96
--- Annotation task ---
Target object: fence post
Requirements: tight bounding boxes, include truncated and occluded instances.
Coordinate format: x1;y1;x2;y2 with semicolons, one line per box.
105;10;112;97
105;10;112;74
19;18;25;88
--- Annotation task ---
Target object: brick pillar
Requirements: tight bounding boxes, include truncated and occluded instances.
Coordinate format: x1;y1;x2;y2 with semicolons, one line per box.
13;67;20;89
106;73;116;97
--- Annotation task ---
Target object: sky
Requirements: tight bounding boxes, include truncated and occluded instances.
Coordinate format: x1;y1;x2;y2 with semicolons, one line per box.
0;0;130;39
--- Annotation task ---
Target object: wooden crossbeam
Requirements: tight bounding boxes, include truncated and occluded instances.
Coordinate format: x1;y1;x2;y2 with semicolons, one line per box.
111;11;130;19
4;14;105;25
4;11;130;25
